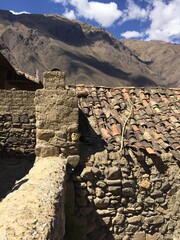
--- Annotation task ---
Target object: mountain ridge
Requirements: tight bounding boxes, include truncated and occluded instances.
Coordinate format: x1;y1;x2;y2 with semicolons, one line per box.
0;10;179;87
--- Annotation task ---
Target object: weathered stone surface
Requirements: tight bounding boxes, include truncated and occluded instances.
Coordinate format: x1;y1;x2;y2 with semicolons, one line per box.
138;180;151;190
105;179;121;185
0;157;66;240
112;213;125;225
144;216;164;225
35;144;60;157
36;129;54;141
145;197;155;205
106;166;121;180
67;155;80;168
133;231;146;240
108;186;121;195
122;179;136;188
102;217;111;225
151;190;163;198
96;181;106;188
94;197;109;208
96;187;105;197
92;167;101;176
160;181;171;192
122;187;135;197
127;215;142;224
96;209;116;216
80;167;94;180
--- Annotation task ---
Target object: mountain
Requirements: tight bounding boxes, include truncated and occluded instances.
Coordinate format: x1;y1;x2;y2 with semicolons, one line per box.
122;39;180;88
0;10;179;87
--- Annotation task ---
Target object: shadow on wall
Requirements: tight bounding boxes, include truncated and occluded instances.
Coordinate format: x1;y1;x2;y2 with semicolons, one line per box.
65;110;116;240
0;156;34;200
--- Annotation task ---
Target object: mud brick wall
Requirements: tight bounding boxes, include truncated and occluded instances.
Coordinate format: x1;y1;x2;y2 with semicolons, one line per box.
34;71;79;240
0;90;36;157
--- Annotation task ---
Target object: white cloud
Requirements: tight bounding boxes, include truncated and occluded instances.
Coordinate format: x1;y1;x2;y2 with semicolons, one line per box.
52;0;122;27
52;0;68;4
121;30;144;39
71;0;122;27
146;0;180;42
121;0;149;22
10;10;30;15
64;9;76;20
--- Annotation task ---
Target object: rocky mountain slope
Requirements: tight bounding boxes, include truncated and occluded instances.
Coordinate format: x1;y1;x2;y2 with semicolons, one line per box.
0;10;179;87
122;39;180;88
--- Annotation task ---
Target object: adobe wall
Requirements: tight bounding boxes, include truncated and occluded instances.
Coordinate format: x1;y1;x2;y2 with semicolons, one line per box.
0;71;79;240
0;90;36;157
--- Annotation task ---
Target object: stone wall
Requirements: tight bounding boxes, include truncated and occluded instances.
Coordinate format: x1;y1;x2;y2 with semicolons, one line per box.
0;90;36;157
66;113;180;240
0;71;79;240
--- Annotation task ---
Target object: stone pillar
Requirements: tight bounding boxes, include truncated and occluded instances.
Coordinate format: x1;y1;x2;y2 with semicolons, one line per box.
34;71;79;164
34;71;79;239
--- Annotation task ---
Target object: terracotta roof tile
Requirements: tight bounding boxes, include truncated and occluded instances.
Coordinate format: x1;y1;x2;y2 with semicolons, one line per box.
75;86;180;161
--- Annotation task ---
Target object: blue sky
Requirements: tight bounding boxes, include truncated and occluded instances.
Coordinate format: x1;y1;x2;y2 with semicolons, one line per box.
0;0;180;43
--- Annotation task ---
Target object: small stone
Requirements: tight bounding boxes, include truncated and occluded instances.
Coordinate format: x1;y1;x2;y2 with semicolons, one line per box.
95;187;105;197
92;166;101;176
112;213;125;225
74;182;86;188
125;224;139;233
127;215;142;224
108;186;121;195
160;181;171;192
36;129;54;141
122;188;135;197
156;197;165;203
133;231;146;240
67;155;80;168
121;198;127;205
102;217;111;225
111;200;118;205
122;179;136;188
146;233;160;240
138;180;151;190
80;167;94;180
151;190;163;198
106;166;121;180
145;197;155;205
96;181;106;188
96;209;116;216
94;197;109;208
145;216;164;225
105;179;121;185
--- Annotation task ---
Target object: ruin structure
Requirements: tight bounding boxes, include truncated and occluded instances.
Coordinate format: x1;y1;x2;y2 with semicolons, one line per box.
0;71;179;240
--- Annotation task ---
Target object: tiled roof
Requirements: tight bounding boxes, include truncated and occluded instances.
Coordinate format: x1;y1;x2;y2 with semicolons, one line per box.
75;85;180;161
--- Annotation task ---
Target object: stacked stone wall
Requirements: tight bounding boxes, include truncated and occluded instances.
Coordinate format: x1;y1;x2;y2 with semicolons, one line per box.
0;90;36;157
66;119;180;240
0;71;79;240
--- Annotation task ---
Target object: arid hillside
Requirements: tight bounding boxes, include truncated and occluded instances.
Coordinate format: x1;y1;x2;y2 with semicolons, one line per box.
122;39;180;88
0;10;179;87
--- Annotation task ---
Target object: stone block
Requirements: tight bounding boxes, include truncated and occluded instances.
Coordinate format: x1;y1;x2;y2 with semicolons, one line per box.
36;129;55;141
80;167;94;180
112;213;125;225
94;197;109;208
67;155;80;168
35;144;60;157
106;166;121;180
127;215;142;224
